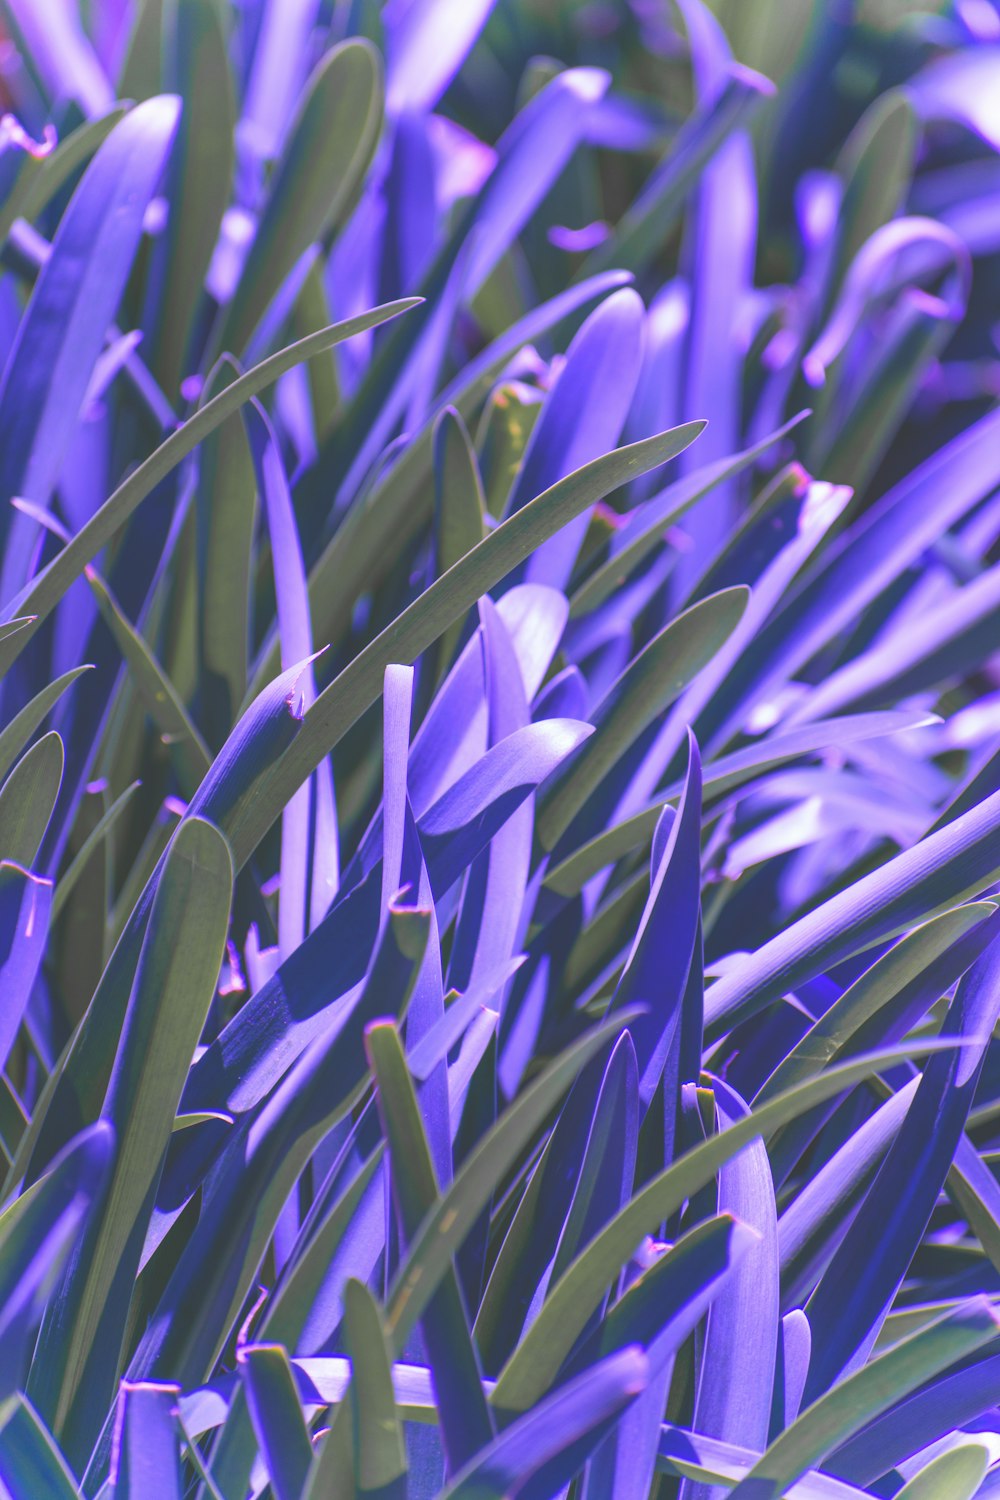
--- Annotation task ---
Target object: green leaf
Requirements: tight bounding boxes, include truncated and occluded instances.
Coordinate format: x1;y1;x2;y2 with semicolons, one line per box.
366;1021;493;1462
477;381;541;517
537;586;749;850
120;905;429;1398
249;274;641;693
343;1280;407;1498
239;1344;314;1500
755;902;997;1103
810;287;960;496
0;731;64;866
0;107;127;249
434;406;488;571
195;359;257;747
215;39;384;355
29;819;233;1465
382;1009;640;1353
0;619;35;656
656;1424;870;1494
727;1301;998;1499
831;91;918;309
0;301;422;683
87;569;211;797
209;1151;384;1500
431;406;488;682
0;1075;28;1167
51;781;141;923
118;0;166;100
146;0;236;396
543;710;932;897
489;1042;955;1414
229;423;706;867
0;1396;81;1500
0;666;90;786
172;1110;231;1133
568;417;805;618
894;1441;992;1500
93;568;196;749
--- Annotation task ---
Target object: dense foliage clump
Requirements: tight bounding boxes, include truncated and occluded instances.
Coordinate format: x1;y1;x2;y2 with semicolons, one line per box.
0;0;999;1495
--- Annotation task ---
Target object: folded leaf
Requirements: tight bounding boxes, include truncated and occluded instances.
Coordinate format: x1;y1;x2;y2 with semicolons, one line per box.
109;1382;182;1500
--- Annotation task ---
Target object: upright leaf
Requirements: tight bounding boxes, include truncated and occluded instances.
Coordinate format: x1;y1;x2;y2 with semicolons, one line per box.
215;40;383;354
0;96;180;594
29;819;232;1467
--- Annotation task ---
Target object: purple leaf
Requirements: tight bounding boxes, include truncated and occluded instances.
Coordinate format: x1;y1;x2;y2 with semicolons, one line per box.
912;45;1000;150
2;0;113;116
704;789;1000;1036
238;1344;313;1500
505;288;646;589
241;0;322;160
24;657;308;1180
829;1345;1000;1486
0;1121;113;1399
127;904;430;1394
182;713;589;1118
804;929;1000;1398
448;599;532;996
581;1214;757;1500
610;733;702;1110
777;1078;920;1309
0;97;180;602
681;1079;779;1500
419;719;593;897
110;1382;182;1500
714;405;1000;742
443;1347;649;1500
781;1310;812;1428
384;0;498;116
547;1030;640;1292
246;402;338;957
475;1034;630;1373
672;0;758;590
382;109;439;295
